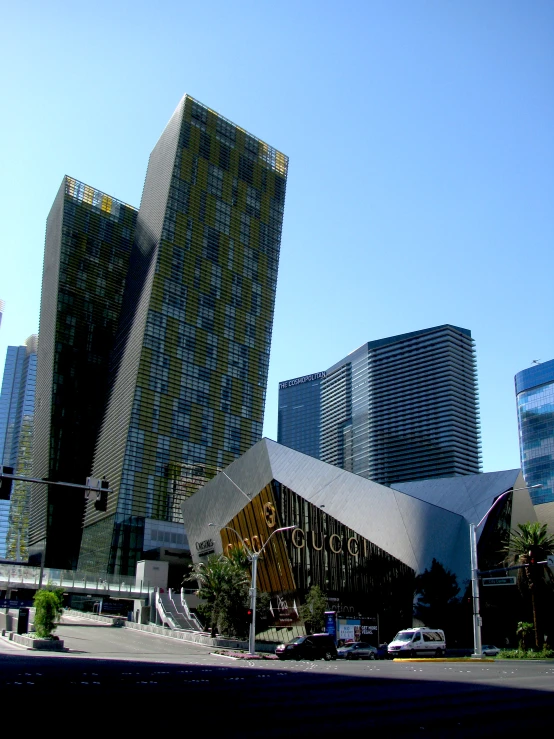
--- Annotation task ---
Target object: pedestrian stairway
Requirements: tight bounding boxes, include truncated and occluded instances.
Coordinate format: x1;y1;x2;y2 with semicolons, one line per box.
156;589;203;631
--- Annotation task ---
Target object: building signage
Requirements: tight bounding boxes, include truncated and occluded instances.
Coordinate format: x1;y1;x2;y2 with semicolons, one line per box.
0;599;34;609
279;372;326;390
291;527;364;558
195;538;215;556
482;577;516;586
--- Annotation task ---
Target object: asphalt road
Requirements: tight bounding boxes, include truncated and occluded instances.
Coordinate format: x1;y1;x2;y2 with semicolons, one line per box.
1;616;553;735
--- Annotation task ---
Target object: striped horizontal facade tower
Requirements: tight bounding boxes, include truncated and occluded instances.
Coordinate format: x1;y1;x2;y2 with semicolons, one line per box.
78;95;288;575
278;325;482;486
31;178;137;569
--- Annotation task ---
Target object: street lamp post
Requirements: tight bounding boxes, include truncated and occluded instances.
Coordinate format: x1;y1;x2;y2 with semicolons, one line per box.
470;484;541;659
209;522;294;656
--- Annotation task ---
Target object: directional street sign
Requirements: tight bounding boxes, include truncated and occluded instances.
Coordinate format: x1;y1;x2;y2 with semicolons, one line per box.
547;555;554;568
482;577;516;586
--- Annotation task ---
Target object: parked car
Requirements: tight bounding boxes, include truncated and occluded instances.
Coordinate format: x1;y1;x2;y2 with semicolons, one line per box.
275;634;338;661
337;641;377;660
481;644;500;656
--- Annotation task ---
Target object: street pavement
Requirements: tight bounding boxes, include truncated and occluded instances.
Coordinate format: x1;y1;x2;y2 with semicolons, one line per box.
1;615;553;735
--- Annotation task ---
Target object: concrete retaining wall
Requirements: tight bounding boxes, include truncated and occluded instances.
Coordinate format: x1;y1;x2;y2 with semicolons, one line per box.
64;608;277;652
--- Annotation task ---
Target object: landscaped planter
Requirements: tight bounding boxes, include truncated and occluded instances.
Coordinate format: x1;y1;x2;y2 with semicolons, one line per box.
11;633;65;651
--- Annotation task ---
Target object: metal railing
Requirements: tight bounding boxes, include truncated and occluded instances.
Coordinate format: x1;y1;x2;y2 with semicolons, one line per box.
0;564;154;597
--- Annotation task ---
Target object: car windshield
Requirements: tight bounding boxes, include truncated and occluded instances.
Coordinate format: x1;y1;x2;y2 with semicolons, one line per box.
394;632;415;643
289;637;305;645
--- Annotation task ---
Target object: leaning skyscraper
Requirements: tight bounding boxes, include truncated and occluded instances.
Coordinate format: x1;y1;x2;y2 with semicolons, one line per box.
77;96;288;575
31;179;138;569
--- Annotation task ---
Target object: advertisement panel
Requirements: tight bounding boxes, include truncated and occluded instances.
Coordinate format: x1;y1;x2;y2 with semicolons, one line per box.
324;611;337;643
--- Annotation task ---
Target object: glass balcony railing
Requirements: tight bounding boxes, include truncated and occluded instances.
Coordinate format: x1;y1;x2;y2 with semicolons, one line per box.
0;564;155;596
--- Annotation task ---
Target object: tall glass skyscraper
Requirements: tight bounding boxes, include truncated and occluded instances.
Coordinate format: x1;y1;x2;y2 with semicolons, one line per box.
26;95;288;576
31;179;138;569
515;359;554;506
278;325;482;486
76;95;287;575
0;335;37;559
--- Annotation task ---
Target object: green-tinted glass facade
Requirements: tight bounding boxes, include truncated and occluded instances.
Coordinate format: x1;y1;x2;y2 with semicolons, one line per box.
79;96;288;575
31;178;137;569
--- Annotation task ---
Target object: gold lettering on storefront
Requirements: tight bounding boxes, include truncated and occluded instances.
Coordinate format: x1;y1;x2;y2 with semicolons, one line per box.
347;537;359;556
264;501;276;528
329;534;342;554
292;528;305;548
311;531;326;550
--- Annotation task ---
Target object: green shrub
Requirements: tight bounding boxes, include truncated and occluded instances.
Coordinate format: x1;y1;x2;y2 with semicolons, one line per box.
499;647;554;659
33;588;63;638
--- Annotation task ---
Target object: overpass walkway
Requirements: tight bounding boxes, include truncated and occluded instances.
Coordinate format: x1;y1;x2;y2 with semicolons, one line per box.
0;563;155;599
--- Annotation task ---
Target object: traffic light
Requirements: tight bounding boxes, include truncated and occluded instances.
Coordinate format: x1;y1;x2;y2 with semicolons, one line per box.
246;608;253;624
0;467;14;500
528;550;536;566
94;478;109;511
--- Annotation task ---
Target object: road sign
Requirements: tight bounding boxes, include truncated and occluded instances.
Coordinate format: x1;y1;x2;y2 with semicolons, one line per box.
547;555;554;568
482;577;516;586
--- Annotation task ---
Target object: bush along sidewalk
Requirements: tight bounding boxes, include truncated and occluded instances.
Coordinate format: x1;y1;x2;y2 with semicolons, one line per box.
499;647;554;659
33;585;64;639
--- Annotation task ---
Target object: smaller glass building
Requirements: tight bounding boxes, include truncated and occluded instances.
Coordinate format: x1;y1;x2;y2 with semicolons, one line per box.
515;359;554;505
278;372;325;458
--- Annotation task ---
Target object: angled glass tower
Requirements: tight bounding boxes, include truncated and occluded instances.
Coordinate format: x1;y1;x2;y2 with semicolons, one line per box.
31;179;138;569
0;335;37;559
278;325;482;486
515;359;554;506
78;95;288;575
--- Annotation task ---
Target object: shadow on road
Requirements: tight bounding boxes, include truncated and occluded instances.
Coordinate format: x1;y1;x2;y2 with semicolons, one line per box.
0;653;551;736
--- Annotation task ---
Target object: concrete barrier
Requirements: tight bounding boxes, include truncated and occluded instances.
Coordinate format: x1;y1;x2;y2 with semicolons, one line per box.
10;633;65;651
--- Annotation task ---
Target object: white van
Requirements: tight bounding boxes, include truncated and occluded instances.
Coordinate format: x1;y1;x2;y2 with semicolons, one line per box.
387;627;446;658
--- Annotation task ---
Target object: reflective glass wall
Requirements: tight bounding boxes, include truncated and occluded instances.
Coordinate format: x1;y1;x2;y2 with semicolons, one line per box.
515;359;554;505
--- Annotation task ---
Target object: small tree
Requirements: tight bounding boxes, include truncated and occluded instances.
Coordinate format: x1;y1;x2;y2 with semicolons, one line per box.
300;586;328;633
516;621;534;650
33;588;64;638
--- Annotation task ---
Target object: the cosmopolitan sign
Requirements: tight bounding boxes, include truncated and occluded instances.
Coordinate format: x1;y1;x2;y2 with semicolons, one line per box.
279;371;326;390
195;538;215;556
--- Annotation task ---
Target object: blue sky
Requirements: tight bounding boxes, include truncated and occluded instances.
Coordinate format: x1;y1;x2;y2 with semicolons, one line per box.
0;0;552;473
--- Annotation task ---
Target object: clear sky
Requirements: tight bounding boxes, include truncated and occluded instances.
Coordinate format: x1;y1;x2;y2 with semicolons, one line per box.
0;0;552;474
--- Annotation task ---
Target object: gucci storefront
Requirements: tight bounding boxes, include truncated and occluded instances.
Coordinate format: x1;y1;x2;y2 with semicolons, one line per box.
182;438;536;644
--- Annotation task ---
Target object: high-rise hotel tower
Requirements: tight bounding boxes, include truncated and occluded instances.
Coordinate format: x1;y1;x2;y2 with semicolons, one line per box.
31;96;288;575
278;325;481;486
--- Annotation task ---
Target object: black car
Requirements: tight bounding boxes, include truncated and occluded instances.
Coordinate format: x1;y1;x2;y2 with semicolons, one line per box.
275;633;338;661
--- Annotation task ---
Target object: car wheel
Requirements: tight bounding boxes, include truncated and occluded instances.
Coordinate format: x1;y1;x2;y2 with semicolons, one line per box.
369;652;375;660
435;649;443;658
323;650;333;661
346;652;353;660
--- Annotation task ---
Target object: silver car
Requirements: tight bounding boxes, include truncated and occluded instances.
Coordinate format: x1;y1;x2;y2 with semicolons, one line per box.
482;644;500;656
337;642;377;660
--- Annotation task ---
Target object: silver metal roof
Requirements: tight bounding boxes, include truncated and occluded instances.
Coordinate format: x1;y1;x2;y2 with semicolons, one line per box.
182;439;535;586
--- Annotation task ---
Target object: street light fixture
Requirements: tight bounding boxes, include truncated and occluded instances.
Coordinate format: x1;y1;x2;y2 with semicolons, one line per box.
209;521;295;656
470;483;542;659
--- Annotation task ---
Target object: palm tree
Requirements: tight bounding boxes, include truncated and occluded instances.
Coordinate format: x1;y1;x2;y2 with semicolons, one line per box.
505;522;554;649
185;552;250;637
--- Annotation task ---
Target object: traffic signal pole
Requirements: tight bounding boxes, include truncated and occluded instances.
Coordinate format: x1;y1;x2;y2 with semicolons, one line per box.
0;469;112;589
